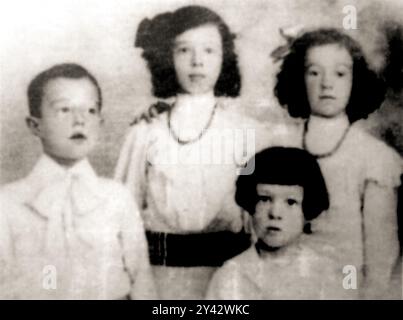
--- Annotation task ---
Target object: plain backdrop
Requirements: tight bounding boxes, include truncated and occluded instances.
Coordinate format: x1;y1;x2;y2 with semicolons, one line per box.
1;0;402;183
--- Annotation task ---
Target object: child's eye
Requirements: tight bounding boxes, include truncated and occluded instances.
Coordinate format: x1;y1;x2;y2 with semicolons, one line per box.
336;71;346;77
205;47;214;54
306;69;319;77
286;198;299;206
59;107;71;113
258;196;272;203
176;47;189;54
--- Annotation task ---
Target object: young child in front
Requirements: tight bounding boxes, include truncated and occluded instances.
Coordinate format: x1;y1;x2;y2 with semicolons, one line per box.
206;147;348;300
0;63;156;299
274;28;402;298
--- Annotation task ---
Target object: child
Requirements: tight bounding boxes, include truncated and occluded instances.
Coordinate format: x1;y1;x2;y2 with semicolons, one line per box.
274;28;403;298
206;147;346;299
0;63;156;299
115;5;273;299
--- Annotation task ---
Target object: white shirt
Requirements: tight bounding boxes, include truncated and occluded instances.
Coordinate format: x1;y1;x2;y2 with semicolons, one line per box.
0;154;156;299
206;240;353;300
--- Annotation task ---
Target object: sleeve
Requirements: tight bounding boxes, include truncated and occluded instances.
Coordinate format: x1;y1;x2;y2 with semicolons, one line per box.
361;180;400;298
114;122;150;210
118;189;157;299
359;138;402;297
0;197;33;299
365;138;402;188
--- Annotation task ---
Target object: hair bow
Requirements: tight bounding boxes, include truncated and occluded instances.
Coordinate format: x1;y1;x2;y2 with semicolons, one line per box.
270;25;305;63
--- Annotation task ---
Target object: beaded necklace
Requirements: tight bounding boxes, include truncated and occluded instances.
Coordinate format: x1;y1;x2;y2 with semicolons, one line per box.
302;119;350;159
167;103;217;145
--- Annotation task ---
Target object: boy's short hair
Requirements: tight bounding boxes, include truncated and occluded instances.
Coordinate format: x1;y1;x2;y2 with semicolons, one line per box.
135;5;241;98
235;147;329;221
27;63;102;118
274;28;386;123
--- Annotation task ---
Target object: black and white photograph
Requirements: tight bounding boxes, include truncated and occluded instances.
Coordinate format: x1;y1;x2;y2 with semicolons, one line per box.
0;0;402;302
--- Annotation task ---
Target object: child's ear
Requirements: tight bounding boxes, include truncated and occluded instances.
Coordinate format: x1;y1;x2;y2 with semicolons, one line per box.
26;116;41;137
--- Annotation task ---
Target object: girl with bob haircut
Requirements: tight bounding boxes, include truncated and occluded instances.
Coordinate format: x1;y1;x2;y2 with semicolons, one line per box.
207;147;347;299
235;147;329;223
274;28;402;298
115;5;266;299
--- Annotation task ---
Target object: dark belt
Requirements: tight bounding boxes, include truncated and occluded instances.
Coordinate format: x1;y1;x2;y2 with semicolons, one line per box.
145;230;251;267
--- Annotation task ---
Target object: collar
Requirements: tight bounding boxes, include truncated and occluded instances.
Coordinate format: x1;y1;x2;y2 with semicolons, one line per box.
255;239;303;263
174;92;217;118
25;154;100;213
26;154;98;193
24;155;101;254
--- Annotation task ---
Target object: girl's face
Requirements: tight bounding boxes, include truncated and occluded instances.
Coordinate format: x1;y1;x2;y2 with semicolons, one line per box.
173;24;223;95
304;44;353;118
253;184;304;249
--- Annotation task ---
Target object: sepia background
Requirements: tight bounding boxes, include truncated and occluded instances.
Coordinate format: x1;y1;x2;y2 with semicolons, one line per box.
1;0;402;183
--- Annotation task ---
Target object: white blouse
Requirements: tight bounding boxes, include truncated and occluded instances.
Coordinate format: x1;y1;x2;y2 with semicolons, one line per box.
115;98;277;234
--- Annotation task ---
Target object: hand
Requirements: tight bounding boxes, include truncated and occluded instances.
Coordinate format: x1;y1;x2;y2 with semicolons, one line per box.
130;102;171;125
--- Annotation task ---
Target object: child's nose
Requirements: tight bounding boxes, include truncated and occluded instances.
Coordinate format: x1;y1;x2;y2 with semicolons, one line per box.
321;73;334;89
268;202;283;220
72;110;86;125
191;49;203;67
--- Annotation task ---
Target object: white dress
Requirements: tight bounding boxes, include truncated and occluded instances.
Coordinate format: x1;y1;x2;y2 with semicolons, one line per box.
289;116;402;297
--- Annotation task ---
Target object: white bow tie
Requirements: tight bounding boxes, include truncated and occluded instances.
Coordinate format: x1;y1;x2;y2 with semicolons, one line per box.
27;170;102;256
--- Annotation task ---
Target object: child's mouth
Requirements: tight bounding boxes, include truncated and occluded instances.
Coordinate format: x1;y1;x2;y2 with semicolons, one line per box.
319;95;336;100
70;133;87;141
189;74;205;82
267;226;281;232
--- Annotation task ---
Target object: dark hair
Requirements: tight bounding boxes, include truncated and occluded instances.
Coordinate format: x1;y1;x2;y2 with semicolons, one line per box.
235;147;329;221
274;28;386;123
135;5;241;98
381;22;403;94
27;63;102;118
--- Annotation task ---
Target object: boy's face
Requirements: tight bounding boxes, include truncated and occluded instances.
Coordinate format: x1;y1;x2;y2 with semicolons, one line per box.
173;24;223;95
253;184;304;249
28;77;102;167
304;44;353;118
